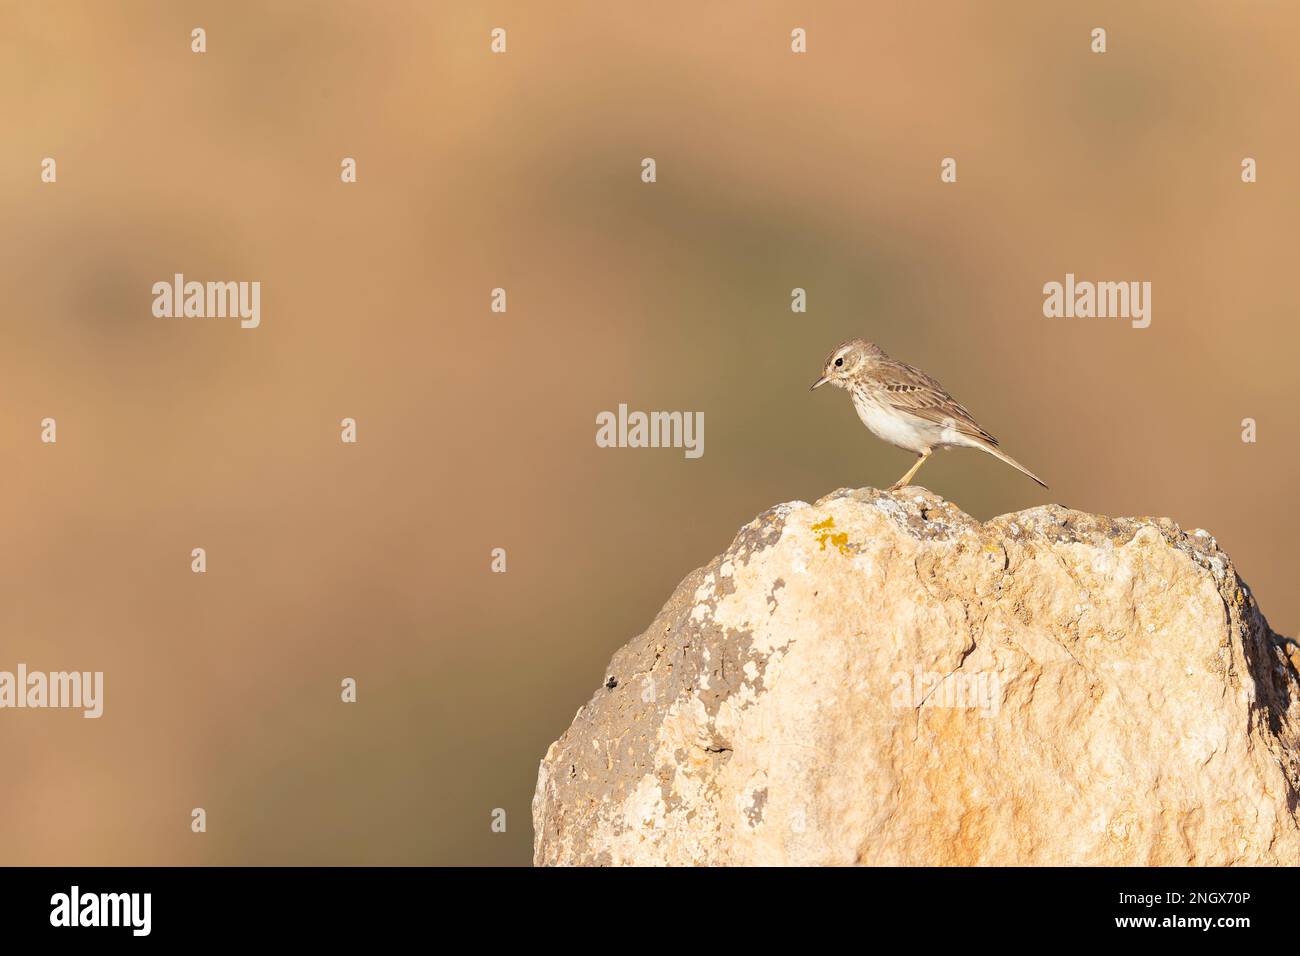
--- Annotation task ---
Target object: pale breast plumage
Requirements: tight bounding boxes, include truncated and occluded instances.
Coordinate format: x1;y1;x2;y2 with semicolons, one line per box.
850;388;948;454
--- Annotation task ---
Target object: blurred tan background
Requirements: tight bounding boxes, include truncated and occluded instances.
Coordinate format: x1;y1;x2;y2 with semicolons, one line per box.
0;2;1296;865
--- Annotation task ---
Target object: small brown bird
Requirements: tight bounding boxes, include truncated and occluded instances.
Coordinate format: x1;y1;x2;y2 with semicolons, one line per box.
810;338;1047;491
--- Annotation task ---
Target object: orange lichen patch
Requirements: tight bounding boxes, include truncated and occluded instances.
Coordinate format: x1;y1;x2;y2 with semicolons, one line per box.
811;516;851;555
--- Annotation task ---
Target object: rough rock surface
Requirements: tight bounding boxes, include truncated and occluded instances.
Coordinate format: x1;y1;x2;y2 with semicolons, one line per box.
533;487;1300;866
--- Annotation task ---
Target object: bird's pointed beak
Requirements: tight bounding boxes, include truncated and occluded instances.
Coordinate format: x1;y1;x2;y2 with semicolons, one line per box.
810;375;830;391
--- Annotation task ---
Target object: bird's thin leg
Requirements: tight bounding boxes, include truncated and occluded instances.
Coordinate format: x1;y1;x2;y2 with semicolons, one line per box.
888;449;931;491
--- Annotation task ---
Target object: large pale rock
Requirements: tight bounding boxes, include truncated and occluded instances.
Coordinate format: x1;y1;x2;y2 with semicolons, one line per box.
533;487;1300;865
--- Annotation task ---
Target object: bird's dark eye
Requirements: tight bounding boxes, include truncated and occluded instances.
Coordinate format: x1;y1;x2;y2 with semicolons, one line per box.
834;358;844;367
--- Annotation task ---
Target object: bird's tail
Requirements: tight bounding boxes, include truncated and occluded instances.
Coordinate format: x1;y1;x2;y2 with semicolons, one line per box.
977;442;1048;489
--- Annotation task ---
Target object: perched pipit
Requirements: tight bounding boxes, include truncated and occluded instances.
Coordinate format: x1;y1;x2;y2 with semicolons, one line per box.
811;338;1047;491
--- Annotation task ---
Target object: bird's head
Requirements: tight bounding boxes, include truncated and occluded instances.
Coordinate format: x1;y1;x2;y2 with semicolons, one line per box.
810;338;883;391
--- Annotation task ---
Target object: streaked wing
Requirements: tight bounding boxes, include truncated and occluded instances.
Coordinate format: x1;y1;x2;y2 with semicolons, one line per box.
873;361;998;446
